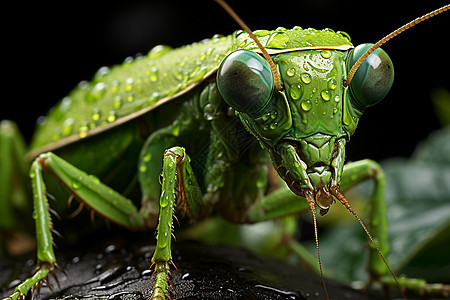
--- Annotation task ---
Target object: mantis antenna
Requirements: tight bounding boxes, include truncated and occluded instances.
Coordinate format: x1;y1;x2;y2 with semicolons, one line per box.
214;0;283;91
344;4;450;87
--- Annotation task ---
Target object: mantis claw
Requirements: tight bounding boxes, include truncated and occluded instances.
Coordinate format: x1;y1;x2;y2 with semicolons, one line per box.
2;261;66;300
149;261;173;300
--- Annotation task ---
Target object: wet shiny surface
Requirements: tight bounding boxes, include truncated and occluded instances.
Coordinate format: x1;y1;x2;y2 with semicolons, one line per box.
1;235;379;300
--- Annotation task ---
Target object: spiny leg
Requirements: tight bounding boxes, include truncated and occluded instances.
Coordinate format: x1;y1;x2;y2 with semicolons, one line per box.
3;152;147;300
339;159;389;278
337;159;406;298
150;146;204;300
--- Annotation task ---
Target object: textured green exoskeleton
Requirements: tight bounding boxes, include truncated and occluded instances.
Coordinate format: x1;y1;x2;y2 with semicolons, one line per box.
1;26;397;299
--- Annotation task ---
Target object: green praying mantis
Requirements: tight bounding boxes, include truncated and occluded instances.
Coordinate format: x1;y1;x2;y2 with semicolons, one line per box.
1;1;449;299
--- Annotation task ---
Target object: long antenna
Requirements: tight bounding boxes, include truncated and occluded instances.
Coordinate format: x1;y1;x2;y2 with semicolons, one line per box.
305;191;330;300
214;0;283;91
344;4;450;87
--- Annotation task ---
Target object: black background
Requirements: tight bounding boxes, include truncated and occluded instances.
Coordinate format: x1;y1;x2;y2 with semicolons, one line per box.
3;0;449;162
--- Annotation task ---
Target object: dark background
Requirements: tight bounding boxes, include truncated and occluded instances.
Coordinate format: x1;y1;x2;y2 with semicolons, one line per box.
3;0;449;162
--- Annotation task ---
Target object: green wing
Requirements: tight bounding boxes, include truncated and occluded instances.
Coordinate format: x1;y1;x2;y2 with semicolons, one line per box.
31;34;234;150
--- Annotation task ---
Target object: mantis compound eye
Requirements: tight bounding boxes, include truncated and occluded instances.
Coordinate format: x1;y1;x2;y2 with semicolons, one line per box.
346;43;394;108
217;50;274;115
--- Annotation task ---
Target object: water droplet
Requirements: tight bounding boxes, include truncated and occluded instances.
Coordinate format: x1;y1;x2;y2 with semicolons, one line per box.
262;112;270;121
334;95;340;102
286;68;296;77
72;180;81;190
91;108;101;121
147;67;158;82
110;81;120;93
270;111;277;119
301;100;312;111
125;78;134;91
300;73;311;84
60;97;72;113
321;90;331;101
321;50;332;58
158;234;168;248
62;118;74;135
124;56;134;64
160;191;169;208
79;122;89;138
113;96;123;109
94;67;110;80
289;83;303;100
270;122;278;129
107;111;116;123
337;30;352;42
327;78;337;90
303;62;311;72
267;32;290;49
302;118;308;124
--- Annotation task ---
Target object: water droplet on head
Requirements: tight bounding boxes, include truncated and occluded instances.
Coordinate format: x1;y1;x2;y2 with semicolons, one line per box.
327;78;337;90
286;68;296;77
321;50;332;59
321;90;331;101
301;100;312;111
300;73;311;84
289;83;303;100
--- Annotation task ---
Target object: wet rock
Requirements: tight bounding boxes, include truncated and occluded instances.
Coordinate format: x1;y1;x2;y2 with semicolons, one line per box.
1;236;379;300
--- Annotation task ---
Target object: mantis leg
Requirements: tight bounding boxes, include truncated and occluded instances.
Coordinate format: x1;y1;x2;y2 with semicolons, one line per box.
0;121;30;255
150;146;205;300
3;152;147;300
339;159;389;279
